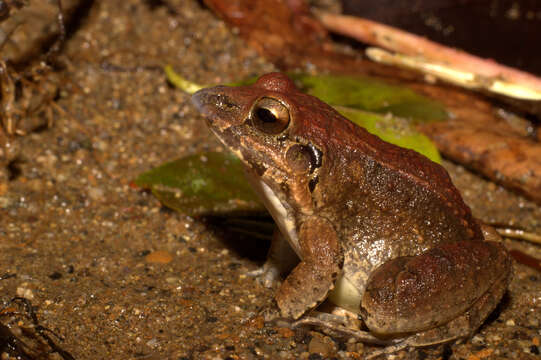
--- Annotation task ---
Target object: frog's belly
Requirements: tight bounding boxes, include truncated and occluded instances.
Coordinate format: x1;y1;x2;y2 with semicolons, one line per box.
329;241;400;314
329;239;434;313
328;273;364;313
328;246;374;313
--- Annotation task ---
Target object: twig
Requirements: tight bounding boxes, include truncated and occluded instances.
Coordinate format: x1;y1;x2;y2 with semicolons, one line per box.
46;0;66;60
317;12;541;101
496;228;541;246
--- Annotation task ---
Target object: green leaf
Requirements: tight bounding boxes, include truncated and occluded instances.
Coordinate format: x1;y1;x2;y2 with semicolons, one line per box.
134;152;264;216
335;106;441;163
289;73;449;122
164;65;205;93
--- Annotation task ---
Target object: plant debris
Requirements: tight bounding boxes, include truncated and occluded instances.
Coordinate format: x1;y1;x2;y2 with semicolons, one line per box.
0;298;75;360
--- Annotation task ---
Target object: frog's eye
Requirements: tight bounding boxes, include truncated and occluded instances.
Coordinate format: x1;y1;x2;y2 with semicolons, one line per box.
250;97;290;134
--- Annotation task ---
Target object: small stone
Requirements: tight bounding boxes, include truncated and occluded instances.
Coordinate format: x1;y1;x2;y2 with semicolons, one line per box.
165;276;181;284
146;338;159;348
467;348;494;360
0;182;7;196
0;196;10;208
249;316;264;329
145;250;174;264
506;319;516;326
88;187;105;201
16;286;34;300
277;327;294;338
27;179;44;192
308;333;336;358
94;140;108;151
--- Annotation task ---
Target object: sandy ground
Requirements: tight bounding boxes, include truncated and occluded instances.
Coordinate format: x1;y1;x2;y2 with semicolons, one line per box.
0;1;540;359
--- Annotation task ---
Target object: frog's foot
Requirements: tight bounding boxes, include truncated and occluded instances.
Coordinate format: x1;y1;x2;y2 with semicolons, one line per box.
292;312;458;359
363;343;410;360
291;314;416;360
292;312;392;345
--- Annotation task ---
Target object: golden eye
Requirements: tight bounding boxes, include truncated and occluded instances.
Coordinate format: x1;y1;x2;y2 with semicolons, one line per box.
250;97;290;134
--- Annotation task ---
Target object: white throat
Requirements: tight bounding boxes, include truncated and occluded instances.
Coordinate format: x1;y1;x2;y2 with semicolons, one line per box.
245;173;301;257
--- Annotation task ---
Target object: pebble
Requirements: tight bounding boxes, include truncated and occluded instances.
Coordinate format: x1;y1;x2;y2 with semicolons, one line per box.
16;285;34;300
27;179;44;192
145;250;174;264
146;338;159;348
0;196;11;208
88;187;105;201
277;327;294;338
165;276;181;284
308;333;336;358
467;348;493;360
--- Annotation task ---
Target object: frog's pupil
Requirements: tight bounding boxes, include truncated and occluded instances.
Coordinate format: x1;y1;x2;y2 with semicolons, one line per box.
256;107;276;123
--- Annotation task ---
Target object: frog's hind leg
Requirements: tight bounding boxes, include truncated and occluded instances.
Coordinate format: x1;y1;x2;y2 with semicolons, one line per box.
402;266;509;347
362;275;510;359
360;240;512;342
361;265;509;359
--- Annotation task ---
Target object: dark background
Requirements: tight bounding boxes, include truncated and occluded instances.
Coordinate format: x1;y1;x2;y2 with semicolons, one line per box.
342;0;541;76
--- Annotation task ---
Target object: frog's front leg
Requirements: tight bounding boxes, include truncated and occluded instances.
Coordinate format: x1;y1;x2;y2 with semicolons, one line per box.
360;240;512;338
276;216;344;319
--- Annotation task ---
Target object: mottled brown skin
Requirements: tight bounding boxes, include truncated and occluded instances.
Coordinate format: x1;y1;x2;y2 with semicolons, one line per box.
192;73;512;346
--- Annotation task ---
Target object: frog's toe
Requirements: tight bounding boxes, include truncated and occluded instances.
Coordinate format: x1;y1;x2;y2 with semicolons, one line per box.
292;312;395;345
258;302;284;323
247;263;281;288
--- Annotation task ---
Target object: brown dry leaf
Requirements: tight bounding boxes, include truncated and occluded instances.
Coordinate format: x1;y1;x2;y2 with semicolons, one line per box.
201;0;412;78
421;121;541;203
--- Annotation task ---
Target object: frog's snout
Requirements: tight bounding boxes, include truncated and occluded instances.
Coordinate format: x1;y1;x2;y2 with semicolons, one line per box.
192;87;247;138
192;87;240;117
191;88;215;118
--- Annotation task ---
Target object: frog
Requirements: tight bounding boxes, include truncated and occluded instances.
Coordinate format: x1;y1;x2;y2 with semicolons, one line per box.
191;72;512;351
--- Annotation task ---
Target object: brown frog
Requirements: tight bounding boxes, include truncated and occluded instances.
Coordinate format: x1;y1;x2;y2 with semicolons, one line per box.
192;72;512;350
